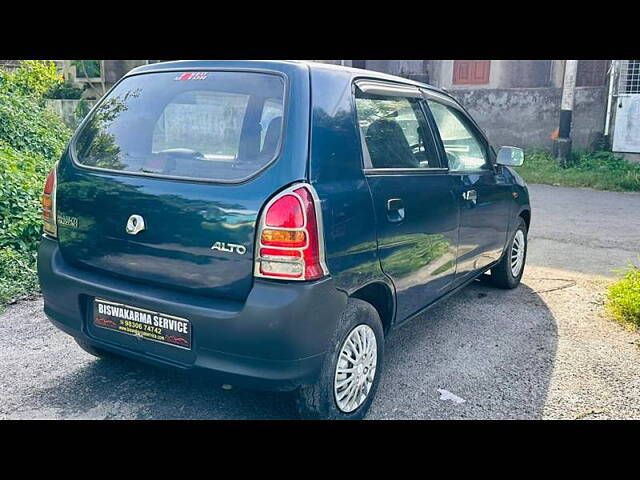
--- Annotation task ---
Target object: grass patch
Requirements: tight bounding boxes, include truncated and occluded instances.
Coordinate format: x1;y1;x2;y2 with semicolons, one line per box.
515;150;640;192
606;263;640;330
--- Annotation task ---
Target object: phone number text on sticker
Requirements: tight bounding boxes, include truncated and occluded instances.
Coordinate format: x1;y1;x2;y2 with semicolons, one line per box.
175;72;208;81
93;299;191;349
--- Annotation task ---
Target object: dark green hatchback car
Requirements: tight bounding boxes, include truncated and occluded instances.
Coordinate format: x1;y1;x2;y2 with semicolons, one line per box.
38;60;531;419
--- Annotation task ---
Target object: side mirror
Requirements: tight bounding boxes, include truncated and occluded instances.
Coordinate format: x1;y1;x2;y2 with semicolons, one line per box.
496;146;524;167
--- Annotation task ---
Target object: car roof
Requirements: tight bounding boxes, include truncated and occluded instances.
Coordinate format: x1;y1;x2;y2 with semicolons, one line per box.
127;60;451;97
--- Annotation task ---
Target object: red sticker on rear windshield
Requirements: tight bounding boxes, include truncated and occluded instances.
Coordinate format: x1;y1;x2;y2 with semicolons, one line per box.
175;72;208;81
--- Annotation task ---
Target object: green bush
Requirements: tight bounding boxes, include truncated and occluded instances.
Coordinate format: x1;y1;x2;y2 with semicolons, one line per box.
0;144;53;252
44;81;85;100
515;150;640;192
0;61;71;308
0;89;71;160
0;247;39;306
607;263;640;330
0;60;63;99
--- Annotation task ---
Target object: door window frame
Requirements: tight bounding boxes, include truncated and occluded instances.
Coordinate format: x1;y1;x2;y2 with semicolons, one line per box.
421;89;497;174
352;78;449;175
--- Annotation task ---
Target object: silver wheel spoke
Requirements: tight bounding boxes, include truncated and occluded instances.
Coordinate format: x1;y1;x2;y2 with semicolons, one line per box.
337;367;355;374
510;230;525;277
338;383;355;402
340;352;355;364
334;324;378;413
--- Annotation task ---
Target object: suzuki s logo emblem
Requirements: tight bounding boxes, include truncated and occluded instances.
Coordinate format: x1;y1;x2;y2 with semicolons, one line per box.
126;215;146;235
211;241;247;255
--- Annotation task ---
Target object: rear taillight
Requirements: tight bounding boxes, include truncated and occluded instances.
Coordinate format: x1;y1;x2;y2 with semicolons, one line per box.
42;164;57;238
254;184;328;281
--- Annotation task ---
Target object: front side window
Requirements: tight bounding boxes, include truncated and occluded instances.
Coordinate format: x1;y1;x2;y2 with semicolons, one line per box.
427;100;489;172
355;89;440;169
73;71;285;182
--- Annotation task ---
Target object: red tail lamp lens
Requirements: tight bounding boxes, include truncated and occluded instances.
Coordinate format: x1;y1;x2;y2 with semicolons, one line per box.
265;194;304;228
255;185;327;281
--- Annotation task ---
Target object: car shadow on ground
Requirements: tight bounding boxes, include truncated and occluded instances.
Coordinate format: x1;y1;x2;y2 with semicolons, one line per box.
31;278;558;419
31;349;301;420
370;278;559;419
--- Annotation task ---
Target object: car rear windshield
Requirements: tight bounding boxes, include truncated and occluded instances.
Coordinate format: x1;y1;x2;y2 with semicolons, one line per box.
72;71;286;182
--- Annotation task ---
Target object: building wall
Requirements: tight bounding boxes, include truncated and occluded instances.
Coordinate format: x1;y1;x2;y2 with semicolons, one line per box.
45;99;97;129
429;60;562;89
449;86;607;150
0;60;21;72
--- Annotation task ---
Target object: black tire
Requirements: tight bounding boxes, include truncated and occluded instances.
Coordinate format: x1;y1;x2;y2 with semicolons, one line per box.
490;217;528;289
74;338;115;359
296;298;384;420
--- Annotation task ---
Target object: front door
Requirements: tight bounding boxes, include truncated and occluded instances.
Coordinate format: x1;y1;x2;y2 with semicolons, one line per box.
354;82;459;322
425;96;510;281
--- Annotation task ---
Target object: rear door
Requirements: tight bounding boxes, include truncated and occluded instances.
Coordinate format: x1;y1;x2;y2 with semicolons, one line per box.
424;92;510;281
355;81;459;322
56;67;309;301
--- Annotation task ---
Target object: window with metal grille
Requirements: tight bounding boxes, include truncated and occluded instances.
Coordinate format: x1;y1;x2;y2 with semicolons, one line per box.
452;60;491;85
619;60;640;94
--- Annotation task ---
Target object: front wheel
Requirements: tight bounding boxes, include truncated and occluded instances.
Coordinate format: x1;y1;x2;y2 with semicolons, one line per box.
490;217;528;289
296;299;384;420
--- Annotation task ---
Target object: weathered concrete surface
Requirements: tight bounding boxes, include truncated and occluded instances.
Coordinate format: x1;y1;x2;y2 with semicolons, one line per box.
450;87;606;151
1;184;639;419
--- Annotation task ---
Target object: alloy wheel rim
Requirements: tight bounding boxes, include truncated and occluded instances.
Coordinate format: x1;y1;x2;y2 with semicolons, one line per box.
511;230;526;277
334;324;377;413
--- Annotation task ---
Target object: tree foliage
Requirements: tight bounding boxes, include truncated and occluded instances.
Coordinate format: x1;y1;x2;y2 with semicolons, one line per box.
0;60;63;98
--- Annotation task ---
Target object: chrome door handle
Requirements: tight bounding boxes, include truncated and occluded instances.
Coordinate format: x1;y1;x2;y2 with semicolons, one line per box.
386;198;405;223
463;189;477;204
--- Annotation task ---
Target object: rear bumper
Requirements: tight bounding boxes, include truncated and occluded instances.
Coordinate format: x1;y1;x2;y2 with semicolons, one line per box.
37;236;347;391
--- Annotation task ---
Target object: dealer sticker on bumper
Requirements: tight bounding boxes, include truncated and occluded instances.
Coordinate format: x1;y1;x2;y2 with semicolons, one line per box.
93;298;191;350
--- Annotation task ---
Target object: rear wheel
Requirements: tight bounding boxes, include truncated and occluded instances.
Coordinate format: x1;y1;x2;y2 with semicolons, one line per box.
490;217;528;289
296;299;384;420
74;338;115;359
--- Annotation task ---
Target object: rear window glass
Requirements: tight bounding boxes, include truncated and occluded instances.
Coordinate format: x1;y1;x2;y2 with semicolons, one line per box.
73;71;286;181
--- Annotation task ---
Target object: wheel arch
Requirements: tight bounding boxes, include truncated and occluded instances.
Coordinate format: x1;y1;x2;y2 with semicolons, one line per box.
518;207;531;231
349;281;395;336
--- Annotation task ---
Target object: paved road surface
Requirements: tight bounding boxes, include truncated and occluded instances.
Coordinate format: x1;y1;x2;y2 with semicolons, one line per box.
527;184;640;277
1;184;639;419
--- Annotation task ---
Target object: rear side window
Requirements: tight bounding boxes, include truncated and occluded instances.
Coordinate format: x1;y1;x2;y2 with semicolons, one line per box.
355;89;440;169
73;71;286;182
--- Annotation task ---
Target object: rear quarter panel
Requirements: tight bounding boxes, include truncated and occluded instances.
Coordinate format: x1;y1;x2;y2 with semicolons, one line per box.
308;67;393;298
